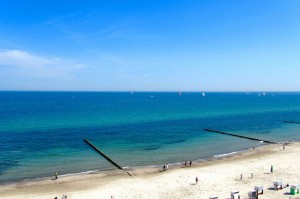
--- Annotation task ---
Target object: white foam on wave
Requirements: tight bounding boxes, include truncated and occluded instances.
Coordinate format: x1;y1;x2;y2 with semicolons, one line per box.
59;169;100;177
213;151;238;158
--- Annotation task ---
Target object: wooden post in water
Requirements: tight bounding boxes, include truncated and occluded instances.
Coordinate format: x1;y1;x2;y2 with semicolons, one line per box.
283;121;300;124
84;139;133;177
203;128;278;144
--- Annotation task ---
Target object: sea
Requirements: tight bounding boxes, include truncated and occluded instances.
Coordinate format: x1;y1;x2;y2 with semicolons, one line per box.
1;91;300;184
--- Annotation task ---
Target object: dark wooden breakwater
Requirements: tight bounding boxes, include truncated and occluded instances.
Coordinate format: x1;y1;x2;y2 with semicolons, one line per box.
84;139;133;177
203;129;278;144
283;121;300;124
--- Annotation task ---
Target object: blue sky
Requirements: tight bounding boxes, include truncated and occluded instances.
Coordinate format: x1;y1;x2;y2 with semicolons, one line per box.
0;0;299;91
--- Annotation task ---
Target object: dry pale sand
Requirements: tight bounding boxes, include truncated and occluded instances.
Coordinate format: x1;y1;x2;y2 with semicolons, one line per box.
1;142;300;199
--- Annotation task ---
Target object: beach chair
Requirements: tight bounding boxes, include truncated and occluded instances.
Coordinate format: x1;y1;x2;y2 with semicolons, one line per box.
273;181;283;190
248;190;258;199
209;197;218;199
290;185;300;195
231;191;240;199
254;186;263;194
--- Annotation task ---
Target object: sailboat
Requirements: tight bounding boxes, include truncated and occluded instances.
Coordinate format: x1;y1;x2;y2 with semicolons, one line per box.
202;92;205;97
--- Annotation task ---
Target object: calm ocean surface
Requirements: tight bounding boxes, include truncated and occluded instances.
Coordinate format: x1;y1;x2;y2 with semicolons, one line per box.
1;91;300;184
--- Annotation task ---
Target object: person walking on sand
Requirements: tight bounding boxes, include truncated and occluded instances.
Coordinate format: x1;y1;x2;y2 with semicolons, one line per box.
271;165;273;173
195;177;198;184
240;174;243;180
189;160;192;167
54;172;58;180
283;144;285;150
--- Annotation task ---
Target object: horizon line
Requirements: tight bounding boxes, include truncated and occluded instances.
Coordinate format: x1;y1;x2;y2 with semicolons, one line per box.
1;90;300;93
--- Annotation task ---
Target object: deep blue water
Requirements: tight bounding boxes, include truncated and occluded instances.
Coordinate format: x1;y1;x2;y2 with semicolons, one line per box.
1;91;300;183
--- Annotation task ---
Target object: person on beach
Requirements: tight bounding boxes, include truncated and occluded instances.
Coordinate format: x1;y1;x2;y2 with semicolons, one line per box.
271;165;273;173
184;161;187;167
189;160;192;167
162;164;169;171
240;174;243;180
283;144;285;150
54;172;58;180
195;177;198;184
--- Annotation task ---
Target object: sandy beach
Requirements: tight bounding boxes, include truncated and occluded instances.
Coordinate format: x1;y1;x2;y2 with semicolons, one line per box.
1;142;300;199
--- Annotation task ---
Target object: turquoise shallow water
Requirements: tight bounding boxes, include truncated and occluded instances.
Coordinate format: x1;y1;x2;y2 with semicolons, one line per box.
1;91;300;183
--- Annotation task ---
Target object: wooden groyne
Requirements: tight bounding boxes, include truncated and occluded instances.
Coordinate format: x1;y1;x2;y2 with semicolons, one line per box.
203;129;278;144
283;121;300;124
84;139;133;177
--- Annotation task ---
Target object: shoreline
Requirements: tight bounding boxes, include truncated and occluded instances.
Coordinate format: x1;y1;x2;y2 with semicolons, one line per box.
0;143;266;186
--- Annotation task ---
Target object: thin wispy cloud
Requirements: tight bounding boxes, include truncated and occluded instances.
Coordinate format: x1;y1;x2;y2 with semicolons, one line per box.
0;49;85;78
46;11;153;42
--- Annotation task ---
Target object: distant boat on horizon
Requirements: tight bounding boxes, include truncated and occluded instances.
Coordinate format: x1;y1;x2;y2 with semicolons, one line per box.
202;92;205;97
